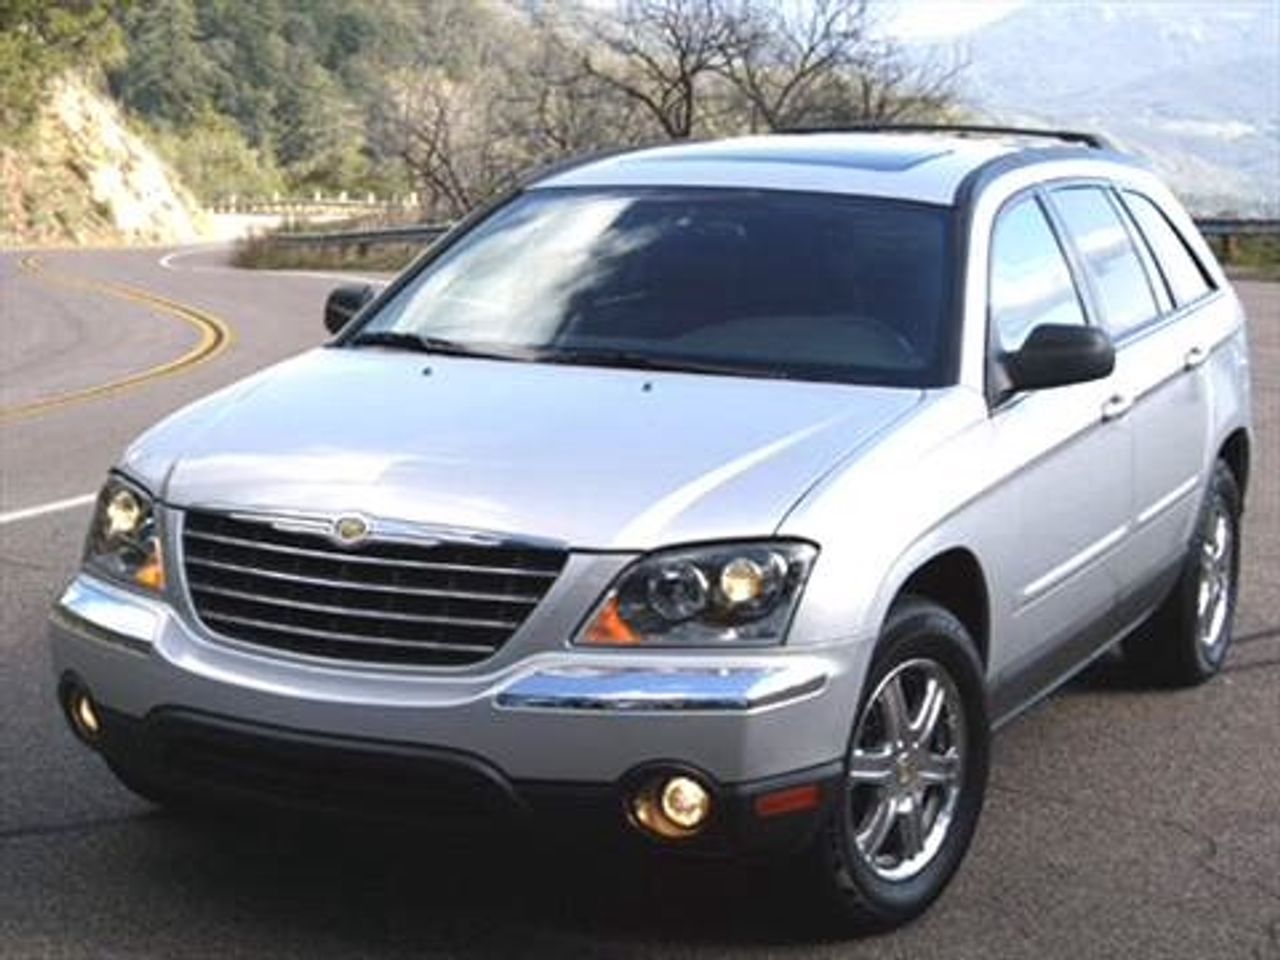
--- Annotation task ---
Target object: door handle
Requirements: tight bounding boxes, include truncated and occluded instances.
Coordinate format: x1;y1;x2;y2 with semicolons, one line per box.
1184;346;1207;370
1101;394;1133;422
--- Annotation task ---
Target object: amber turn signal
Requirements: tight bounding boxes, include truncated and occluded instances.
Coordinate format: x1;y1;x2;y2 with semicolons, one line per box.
134;542;166;591
581;596;638;645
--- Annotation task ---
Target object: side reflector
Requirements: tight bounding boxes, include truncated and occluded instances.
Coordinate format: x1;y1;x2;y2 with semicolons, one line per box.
754;783;821;819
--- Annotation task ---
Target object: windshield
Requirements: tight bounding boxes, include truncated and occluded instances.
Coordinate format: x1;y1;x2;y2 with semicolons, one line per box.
352;188;955;386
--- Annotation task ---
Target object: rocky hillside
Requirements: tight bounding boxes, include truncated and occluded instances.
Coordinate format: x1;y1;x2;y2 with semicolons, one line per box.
0;75;205;247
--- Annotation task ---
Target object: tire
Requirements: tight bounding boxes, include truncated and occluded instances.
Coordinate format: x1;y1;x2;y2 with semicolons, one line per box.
1124;461;1242;687
809;596;990;931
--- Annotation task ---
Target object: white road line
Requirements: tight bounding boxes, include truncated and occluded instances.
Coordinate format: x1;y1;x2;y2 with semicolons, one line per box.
0;493;96;526
159;245;387;286
157;246;219;270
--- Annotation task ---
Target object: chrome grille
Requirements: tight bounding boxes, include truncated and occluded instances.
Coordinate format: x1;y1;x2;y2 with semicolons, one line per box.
181;510;566;666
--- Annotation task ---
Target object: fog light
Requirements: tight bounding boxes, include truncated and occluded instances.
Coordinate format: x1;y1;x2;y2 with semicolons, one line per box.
660;776;710;830
68;689;101;742
629;772;712;840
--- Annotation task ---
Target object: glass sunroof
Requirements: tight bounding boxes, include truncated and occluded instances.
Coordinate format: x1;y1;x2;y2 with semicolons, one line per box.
636;145;950;173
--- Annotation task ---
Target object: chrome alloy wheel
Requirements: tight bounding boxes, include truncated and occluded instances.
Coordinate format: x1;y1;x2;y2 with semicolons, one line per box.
1197;498;1234;653
845;658;967;882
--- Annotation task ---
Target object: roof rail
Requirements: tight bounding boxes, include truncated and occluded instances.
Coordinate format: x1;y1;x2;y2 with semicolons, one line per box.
780;123;1113;150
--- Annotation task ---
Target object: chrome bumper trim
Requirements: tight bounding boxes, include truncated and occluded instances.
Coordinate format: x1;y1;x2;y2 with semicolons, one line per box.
495;664;828;712
54;576;162;652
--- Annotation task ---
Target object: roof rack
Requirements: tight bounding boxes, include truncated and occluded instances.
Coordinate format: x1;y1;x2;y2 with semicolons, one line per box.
780;123;1113;150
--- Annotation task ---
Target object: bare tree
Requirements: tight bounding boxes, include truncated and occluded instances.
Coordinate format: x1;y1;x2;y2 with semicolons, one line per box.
387;2;533;215
715;0;966;131
579;0;747;139
842;39;967;124
386;0;967;218
714;0;867;132
577;0;965;139
511;12;651;157
392;71;484;214
390;3;652;217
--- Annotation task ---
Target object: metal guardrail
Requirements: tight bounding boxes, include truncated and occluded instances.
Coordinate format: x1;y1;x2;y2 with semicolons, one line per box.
1194;218;1280;237
209;198;411;215
271;223;453;247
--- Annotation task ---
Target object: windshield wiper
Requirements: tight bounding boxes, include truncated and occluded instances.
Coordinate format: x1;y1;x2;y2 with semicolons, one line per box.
347;330;434;352
347;335;787;377
538;347;790;380
346;331;533;362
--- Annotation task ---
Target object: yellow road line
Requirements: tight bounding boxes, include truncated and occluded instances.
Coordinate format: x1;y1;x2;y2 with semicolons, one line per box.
2;256;233;422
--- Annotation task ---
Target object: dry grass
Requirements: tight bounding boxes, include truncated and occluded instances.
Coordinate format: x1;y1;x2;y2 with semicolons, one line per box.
231;213;428;273
1208;234;1279;282
231;233;419;273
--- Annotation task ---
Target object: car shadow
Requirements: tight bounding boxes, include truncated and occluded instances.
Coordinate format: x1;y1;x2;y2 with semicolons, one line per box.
1063;623;1279;694
130;810;856;953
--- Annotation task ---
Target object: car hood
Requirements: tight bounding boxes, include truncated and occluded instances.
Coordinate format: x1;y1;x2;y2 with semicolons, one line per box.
124;348;922;549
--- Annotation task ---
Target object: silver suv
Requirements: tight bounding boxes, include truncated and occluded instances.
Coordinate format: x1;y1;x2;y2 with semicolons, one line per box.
51;127;1252;929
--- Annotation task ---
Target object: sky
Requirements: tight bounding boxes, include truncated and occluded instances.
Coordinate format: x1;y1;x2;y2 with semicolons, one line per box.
884;0;1026;40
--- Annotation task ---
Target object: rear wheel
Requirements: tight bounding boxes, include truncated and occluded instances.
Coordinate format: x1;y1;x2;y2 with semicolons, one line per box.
811;596;989;930
1124;461;1241;686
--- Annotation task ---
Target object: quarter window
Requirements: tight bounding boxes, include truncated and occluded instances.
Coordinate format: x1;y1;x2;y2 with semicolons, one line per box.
1050;187;1159;337
989;196;1087;353
1120;191;1214;307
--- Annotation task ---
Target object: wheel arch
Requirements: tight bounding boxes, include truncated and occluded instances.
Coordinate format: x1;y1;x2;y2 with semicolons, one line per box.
1218;427;1250;502
890;548;990;669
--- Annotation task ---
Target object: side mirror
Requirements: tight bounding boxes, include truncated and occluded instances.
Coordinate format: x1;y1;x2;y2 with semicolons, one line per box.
1002;324;1115;393
324;284;375;334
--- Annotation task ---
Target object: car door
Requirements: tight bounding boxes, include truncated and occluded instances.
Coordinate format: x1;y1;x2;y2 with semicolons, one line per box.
984;191;1132;704
1046;184;1213;627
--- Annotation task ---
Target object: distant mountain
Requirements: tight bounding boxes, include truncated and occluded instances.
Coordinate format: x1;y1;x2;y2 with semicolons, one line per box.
910;2;1279;214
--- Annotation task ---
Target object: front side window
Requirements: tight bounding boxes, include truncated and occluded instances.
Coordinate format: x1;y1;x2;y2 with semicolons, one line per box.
1050;186;1159;337
352;188;955;387
1120;191;1214;308
989;195;1087;354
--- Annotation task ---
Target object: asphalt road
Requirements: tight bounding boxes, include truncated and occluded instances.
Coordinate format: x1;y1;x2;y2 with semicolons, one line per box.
1;247;1277;959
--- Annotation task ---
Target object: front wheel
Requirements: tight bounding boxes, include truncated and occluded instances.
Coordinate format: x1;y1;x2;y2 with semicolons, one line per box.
810;596;989;931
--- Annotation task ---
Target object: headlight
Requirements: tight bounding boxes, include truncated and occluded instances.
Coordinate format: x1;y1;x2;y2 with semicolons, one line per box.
83;475;165;592
577;541;816;647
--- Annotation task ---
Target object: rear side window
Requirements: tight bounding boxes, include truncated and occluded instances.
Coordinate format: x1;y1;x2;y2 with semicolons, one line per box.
989;196;1087;353
1051;186;1159;338
1120;191;1214;307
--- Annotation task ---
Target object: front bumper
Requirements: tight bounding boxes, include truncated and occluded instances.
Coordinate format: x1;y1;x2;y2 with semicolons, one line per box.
51;574;868;843
88;704;843;854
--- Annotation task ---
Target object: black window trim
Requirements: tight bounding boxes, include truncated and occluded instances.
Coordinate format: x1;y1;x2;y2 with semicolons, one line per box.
1114;187;1220;325
1042;179;1168;344
1108;187;1175;316
1100;185;1173;333
983;184;1098;410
